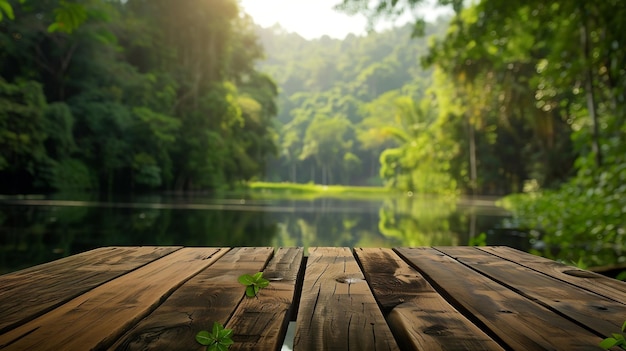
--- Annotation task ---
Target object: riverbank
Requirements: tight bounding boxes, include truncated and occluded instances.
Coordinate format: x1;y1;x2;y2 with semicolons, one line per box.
246;181;394;199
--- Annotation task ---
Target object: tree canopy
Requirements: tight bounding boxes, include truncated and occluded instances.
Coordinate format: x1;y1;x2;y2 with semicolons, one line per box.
4;0;626;203
329;0;626;264
0;0;278;194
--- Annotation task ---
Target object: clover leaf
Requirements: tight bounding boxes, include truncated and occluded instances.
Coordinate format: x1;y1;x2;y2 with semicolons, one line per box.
599;320;626;350
196;322;233;351
238;272;270;297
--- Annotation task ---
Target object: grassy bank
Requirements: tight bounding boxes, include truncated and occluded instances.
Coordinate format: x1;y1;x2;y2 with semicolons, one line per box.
246;182;394;199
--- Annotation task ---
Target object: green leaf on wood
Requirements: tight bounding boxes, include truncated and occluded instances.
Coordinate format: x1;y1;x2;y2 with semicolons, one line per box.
196;322;233;351
238;272;270;297
195;330;213;346
599;320;626;350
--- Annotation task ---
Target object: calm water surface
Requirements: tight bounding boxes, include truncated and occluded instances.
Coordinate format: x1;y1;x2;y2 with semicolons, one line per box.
0;193;516;274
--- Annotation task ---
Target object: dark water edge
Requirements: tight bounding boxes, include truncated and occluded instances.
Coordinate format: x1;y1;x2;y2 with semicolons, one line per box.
0;192;527;274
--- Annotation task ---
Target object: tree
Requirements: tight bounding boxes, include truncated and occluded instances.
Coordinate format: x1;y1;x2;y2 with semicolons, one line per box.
1;0;279;193
0;79;48;191
335;0;626;194
300;115;356;185
258;22;443;186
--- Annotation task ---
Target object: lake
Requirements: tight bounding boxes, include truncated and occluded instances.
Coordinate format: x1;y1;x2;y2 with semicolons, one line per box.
0;192;520;274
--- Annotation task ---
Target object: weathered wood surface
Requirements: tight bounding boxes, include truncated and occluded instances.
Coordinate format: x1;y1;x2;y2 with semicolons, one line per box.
0;246;624;351
228;247;304;351
395;247;612;351
478;246;626;303
355;248;503;351
437;246;626;336
111;247;272;350
0;248;228;350
0;246;180;334
293;247;399;351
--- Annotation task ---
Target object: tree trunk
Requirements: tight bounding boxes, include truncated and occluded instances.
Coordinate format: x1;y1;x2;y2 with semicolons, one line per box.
468;116;478;195
468;212;477;242
580;6;603;167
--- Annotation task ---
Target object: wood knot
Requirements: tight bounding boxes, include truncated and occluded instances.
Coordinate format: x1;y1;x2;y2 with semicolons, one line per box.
423;325;451;336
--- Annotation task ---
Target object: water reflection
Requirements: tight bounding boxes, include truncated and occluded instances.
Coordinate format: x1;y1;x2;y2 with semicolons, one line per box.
0;194;510;274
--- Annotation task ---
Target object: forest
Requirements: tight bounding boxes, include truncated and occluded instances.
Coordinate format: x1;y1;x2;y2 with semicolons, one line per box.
0;0;624;267
0;0;278;193
264;1;625;197
258;21;447;189
328;0;626;265
0;1;625;203
2;0;624;197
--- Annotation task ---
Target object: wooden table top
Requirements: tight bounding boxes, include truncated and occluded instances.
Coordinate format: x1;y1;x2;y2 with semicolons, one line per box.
0;246;624;350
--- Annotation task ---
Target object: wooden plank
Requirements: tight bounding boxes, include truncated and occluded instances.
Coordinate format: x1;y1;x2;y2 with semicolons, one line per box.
0;246;180;334
478;246;626;303
110;247;274;351
0;247;228;351
438;246;626;337
293;247;399;351
228;247;304;351
355;248;504;351
395;247;605;351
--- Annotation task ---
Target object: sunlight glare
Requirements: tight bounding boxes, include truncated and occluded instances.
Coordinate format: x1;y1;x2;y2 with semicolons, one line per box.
239;0;369;39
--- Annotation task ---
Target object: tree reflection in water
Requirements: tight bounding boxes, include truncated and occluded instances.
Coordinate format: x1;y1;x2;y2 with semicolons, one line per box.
4;193;615;275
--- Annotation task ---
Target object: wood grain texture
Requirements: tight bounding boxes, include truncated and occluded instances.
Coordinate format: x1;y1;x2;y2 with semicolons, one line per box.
0;247;227;351
228;247;304;351
355;248;504;351
110;247;274;351
0;246;180;334
2;246;622;351
396;247;606;351
293;247;399;351
478;246;626;303
437;246;626;337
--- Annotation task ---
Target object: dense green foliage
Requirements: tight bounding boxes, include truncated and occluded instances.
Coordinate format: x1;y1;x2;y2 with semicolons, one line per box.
256;22;452;189
429;0;626;265
256;11;579;195
2;0;624;266
0;0;277;194
261;0;625;197
331;0;625;265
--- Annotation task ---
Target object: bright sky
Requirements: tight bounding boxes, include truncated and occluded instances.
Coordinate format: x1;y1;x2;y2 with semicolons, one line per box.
239;0;449;40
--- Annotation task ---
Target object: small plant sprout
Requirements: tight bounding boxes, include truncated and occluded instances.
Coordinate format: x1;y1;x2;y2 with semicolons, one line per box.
238;272;269;297
196;322;234;351
599;320;626;350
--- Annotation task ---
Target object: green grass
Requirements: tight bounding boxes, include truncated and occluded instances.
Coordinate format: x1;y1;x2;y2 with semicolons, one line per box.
246;181;395;199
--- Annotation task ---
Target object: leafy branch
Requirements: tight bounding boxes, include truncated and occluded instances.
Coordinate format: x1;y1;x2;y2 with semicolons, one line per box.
238;272;269;298
600;320;626;350
47;0;88;34
0;0;24;21
196;322;233;351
